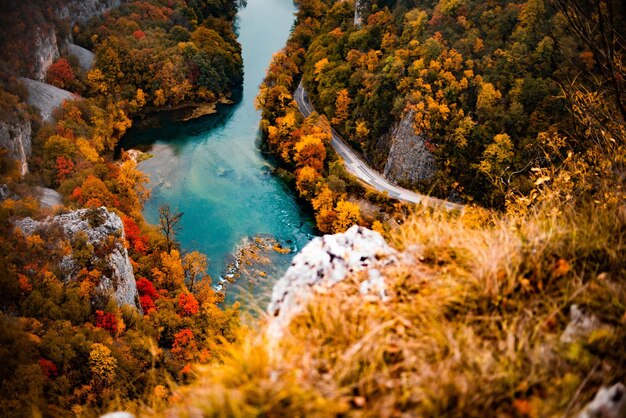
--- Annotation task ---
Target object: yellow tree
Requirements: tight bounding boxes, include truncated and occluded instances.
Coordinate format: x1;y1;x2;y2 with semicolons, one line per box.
333;200;361;232
295;165;321;197
332;89;351;125
160;250;186;289
88;343;117;389
183;251;209;292
478;133;514;185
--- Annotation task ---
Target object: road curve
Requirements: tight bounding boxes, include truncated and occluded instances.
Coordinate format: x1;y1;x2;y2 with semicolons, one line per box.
294;82;464;211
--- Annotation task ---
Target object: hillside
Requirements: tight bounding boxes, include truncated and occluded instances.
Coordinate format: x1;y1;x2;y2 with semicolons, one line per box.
0;0;245;415
0;0;624;416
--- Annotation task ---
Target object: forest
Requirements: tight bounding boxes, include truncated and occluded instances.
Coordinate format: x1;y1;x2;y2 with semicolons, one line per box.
0;0;624;415
258;0;626;226
0;0;244;415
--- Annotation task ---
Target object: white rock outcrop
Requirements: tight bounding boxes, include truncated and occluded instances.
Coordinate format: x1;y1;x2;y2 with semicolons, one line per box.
36;186;63;209
354;0;369;27
268;225;397;337
14;207;141;310
578;383;626;418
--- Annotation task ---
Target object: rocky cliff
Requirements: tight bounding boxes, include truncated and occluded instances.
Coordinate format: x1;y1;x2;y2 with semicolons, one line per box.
0;118;32;176
354;0;369;27
268;225;398;338
58;0;123;25
383;109;435;187
14;207;141;310
32;27;60;81
26;0;122;80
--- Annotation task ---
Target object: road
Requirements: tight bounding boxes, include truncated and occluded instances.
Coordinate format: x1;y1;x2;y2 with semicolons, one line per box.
294;82;464;211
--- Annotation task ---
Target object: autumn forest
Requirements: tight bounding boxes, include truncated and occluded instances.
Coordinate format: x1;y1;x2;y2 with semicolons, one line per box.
0;0;625;416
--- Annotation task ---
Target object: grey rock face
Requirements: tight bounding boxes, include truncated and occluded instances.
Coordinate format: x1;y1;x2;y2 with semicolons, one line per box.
36;186;63;209
14;207;141;310
0;184;10;201
383;109;435;186
578;383;626;418
0;118;32;176
20;78;75;122
354;0;369;27
32;27;60;81
67;43;95;71
58;0;123;25
268;225;397;337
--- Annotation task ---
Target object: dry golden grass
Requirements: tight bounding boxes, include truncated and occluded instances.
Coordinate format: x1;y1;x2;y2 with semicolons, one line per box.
138;194;625;418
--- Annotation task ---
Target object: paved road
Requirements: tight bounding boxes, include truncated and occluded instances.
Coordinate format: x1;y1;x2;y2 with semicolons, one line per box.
294;82;464;211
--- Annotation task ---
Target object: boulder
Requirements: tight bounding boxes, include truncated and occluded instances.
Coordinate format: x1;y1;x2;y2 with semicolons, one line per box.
67;43;95;71
561;304;606;344
268;225;397;338
578;383;626;418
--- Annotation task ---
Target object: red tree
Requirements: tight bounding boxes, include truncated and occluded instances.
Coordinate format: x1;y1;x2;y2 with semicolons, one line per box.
177;292;199;316
38;358;58;379
122;216;148;255
133;30;146;40
172;328;196;360
55;155;74;183
136;277;158;299
47;58;75;89
94;310;118;334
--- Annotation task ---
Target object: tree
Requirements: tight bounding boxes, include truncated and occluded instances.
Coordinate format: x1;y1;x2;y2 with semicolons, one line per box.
88;343;117;388
159;205;183;252
478;133;514;186
178;292;199;316
47;58;75;89
94;310;118;335
160;250;185;289
333;200;361;232
332;89;351;125
182;251;208;292
171;328;196;361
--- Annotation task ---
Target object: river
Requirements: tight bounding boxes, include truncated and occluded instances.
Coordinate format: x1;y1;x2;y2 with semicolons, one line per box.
120;0;314;306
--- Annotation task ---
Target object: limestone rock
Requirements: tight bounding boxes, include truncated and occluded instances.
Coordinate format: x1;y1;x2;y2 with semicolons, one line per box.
36;186;63;209
14;207;141;310
561;304;605;344
19;78;75;122
383;109;435;186
578;383;626;418
0;118;32;175
0;184;10;201
67;43;95;71
268;225;397;337
100;412;135;418
354;0;369;27
32;27;60;81
58;0;123;25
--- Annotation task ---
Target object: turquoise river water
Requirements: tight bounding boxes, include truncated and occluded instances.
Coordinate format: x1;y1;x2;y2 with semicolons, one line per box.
121;0;314;305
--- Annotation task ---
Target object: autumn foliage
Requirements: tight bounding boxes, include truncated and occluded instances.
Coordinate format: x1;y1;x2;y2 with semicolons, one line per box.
46;58;75;89
178;292;199;316
94;310;118;334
